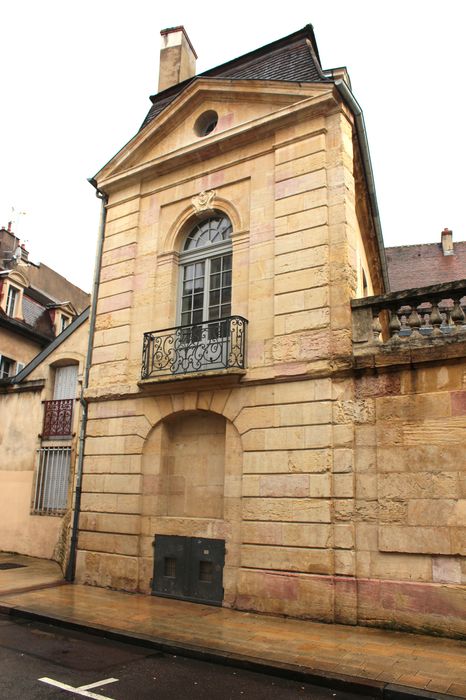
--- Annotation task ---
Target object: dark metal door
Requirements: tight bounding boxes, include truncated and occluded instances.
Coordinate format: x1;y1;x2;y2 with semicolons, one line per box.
152;535;225;606
188;537;225;604
153;535;187;598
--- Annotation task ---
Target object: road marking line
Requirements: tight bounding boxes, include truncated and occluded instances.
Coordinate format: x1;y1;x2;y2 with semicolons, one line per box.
38;677;118;699
79;678;119;690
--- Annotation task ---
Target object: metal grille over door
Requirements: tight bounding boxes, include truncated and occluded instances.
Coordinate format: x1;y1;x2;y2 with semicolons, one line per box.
153;535;225;605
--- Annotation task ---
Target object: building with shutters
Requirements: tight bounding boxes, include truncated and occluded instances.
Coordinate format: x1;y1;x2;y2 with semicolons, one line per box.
0;223;89;380
0;309;89;563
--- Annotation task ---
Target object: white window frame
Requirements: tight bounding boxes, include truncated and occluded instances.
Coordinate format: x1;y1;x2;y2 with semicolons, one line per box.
0;355;15;379
5;285;19;317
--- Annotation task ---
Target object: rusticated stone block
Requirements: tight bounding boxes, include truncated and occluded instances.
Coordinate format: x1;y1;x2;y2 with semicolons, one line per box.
334;550;355;575
333;448;353;473
378;525;452;554
378;472;459;500
334;523;354;549
432;556;462;584
243;449;331;474
334;399;375;424
357;578;466;637
75;551;139;592
355;373;401;399
236;568;334;621
78;531;139;556
242;497;331;523
79;513;140;535
241;544;333;574
333;473;354;498
407;499;464;527
451;390;466;416
376;393;451;421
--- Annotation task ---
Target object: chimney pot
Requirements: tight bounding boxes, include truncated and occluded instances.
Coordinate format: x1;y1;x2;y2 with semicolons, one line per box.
158;26;197;92
441;227;454;256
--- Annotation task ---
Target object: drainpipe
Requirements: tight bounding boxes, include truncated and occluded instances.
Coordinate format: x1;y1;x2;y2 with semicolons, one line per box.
333;79;390;292
66;183;108;581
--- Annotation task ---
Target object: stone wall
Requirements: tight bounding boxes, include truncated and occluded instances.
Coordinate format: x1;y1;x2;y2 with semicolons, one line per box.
79;79;465;638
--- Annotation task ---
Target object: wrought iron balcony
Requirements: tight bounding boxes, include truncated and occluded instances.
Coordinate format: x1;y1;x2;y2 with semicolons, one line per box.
42;399;74;438
141;316;248;379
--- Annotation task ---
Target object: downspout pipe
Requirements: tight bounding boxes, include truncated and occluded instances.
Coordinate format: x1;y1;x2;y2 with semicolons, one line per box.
334;79;390;292
66;182;108;581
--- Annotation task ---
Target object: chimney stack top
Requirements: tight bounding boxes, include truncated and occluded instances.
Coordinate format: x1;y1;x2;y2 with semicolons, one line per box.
441;227;454;256
158;25;197;92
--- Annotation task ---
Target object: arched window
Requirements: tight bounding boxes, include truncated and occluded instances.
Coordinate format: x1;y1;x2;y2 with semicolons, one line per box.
178;214;232;327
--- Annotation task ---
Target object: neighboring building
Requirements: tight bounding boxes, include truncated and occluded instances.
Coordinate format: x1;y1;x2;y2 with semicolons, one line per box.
0;223;90;379
0;308;89;564
386;227;466;291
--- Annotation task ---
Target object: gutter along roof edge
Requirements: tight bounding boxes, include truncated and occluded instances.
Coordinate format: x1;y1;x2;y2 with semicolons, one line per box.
334;79;390;292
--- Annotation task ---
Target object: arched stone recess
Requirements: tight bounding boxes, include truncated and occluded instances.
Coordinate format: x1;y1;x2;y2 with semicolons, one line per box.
139;390;246;604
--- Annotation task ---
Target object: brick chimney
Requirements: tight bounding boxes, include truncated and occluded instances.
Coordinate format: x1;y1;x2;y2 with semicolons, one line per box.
441;227;453;256
158;26;197;92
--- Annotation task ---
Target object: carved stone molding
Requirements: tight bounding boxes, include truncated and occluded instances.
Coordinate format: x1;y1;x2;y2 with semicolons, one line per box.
192;190;216;215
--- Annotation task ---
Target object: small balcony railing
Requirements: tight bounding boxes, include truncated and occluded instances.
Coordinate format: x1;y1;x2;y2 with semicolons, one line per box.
42;399;74;438
141;316;248;379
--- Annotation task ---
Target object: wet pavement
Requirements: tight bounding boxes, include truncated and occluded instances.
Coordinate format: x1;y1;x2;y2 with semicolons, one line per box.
0;613;372;700
1;554;465;698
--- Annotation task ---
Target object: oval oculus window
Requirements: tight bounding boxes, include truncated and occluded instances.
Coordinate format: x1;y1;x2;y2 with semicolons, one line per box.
194;110;218;137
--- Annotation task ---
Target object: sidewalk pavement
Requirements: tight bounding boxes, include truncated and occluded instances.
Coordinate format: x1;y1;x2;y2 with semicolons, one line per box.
0;552;64;595
0;554;465;699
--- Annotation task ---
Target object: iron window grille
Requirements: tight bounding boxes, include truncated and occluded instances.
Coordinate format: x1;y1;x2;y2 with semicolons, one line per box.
32;447;72;515
42;399;74;438
142;315;248;378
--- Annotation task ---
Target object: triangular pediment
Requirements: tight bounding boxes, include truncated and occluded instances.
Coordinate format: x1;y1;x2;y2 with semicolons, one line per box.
49;301;78;317
95;79;334;187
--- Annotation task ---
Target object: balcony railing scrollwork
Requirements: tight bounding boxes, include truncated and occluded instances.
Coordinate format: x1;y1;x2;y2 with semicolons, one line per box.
42;399;74;438
141;316;248;379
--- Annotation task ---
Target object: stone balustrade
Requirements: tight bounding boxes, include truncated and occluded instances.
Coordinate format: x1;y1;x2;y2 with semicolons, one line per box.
351;279;466;350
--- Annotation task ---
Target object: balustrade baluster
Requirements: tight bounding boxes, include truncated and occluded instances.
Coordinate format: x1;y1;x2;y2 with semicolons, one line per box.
388;308;401;341
451;297;465;332
407;306;422;338
430;302;443;337
371;310;382;343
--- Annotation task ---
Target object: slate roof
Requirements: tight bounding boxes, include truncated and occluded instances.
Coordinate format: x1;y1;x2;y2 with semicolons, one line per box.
386;242;466;292
140;25;328;131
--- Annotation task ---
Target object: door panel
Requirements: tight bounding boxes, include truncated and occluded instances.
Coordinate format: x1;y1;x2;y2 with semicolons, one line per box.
152;535;225;605
188;537;225;604
153;535;187;598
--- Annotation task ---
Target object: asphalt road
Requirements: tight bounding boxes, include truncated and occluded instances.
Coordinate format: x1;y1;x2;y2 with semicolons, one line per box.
0;613;376;699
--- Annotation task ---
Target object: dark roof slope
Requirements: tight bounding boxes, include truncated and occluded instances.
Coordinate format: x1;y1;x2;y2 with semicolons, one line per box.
386;242;466;292
140;25;327;131
12;306;90;384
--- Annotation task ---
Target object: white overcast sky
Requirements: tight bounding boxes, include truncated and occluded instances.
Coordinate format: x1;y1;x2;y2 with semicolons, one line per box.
1;0;464;292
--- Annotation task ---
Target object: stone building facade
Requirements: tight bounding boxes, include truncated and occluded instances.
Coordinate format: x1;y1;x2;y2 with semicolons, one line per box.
75;26;465;637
